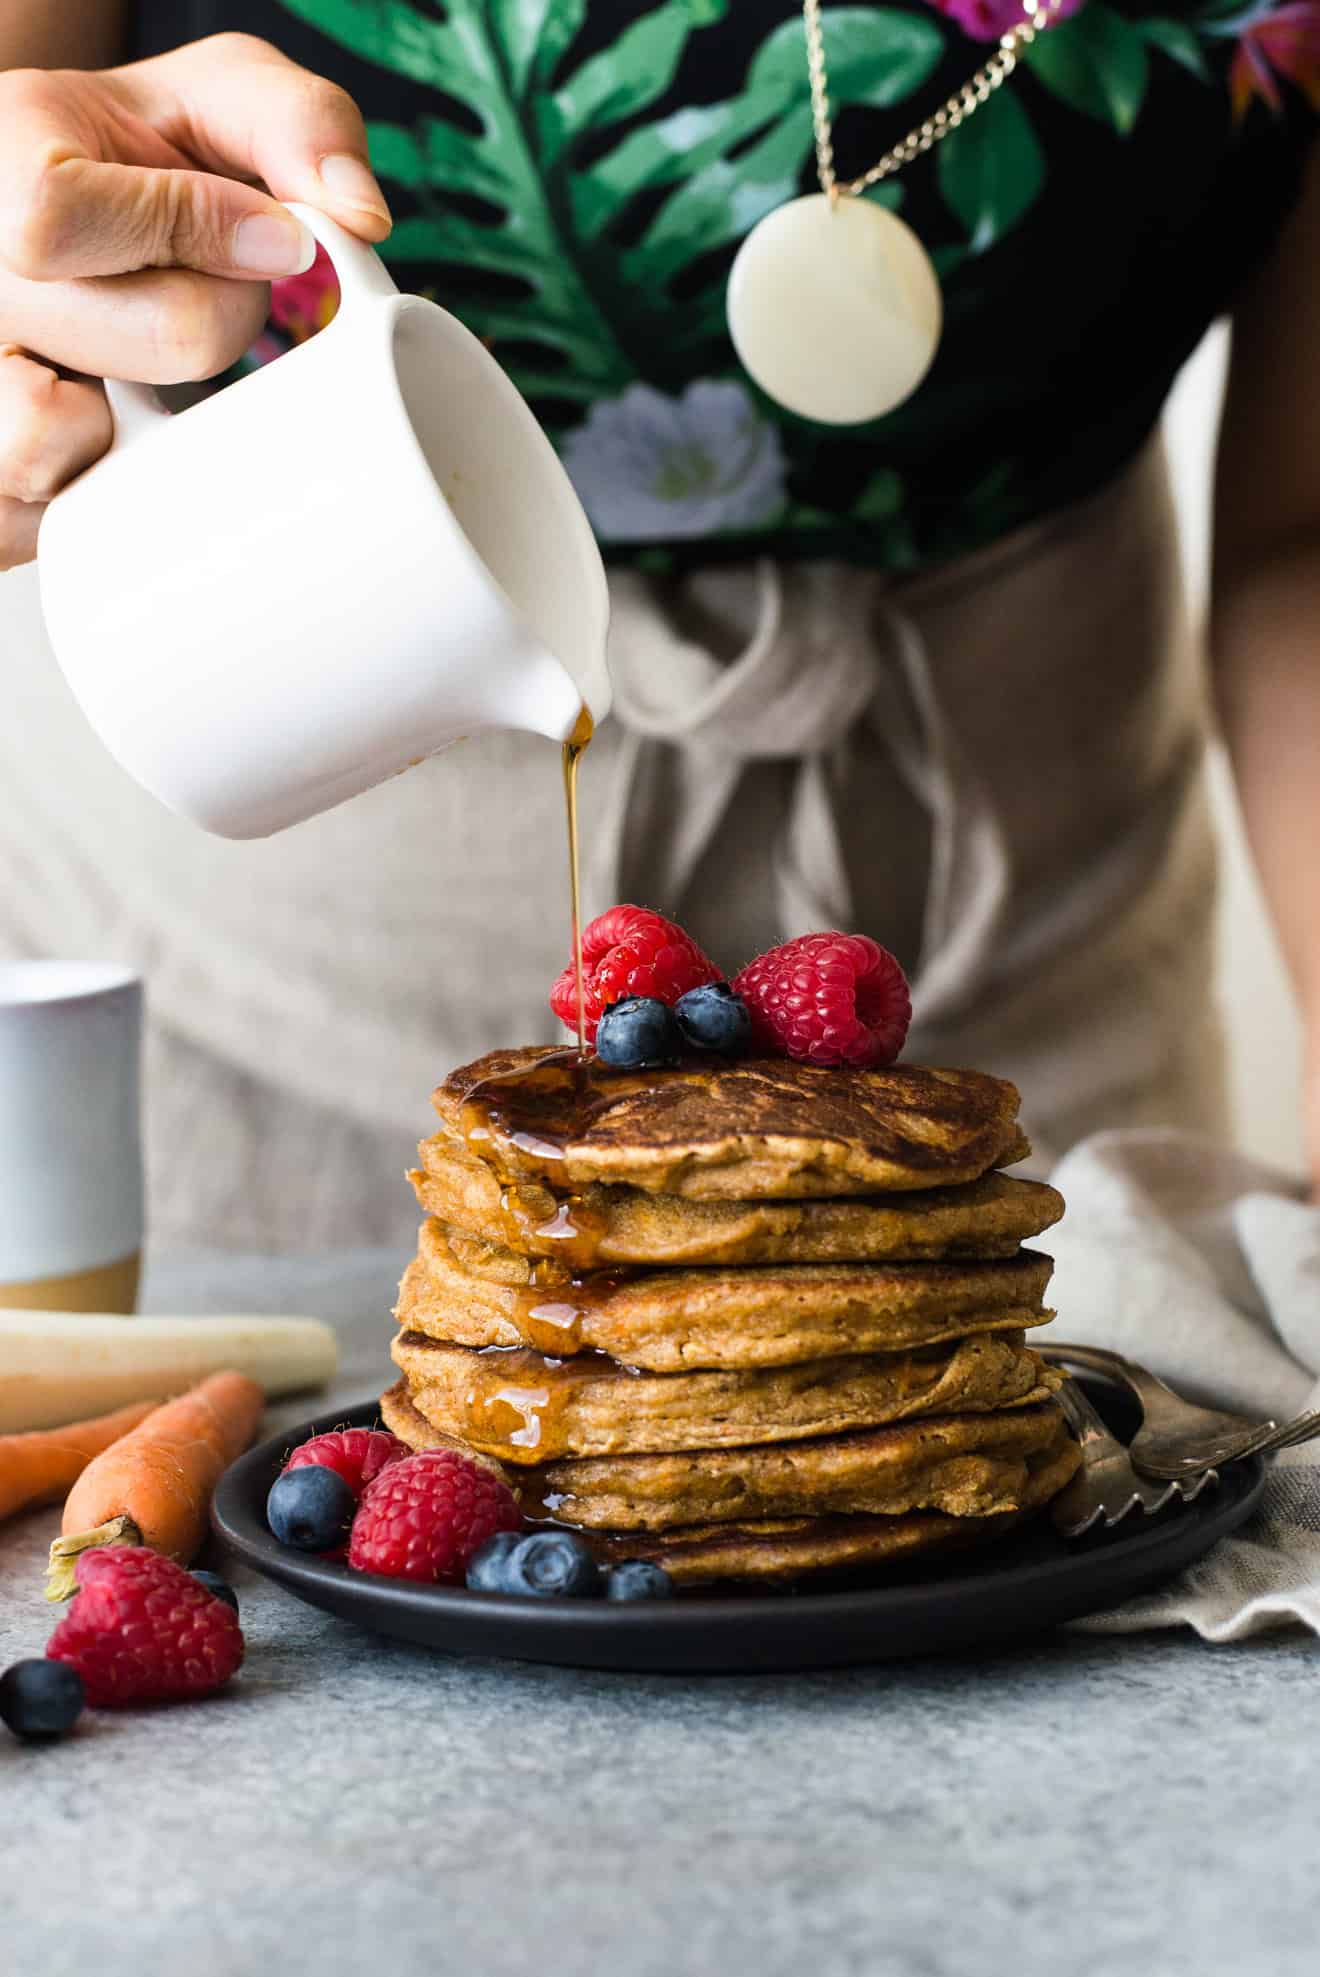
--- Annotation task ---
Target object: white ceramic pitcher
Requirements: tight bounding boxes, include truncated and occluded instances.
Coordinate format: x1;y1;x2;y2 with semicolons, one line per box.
37;204;611;840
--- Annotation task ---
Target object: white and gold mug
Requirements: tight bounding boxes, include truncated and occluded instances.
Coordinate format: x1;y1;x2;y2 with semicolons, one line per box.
0;962;143;1312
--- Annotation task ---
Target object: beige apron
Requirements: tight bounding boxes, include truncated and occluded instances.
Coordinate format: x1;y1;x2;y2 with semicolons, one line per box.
0;437;1224;1250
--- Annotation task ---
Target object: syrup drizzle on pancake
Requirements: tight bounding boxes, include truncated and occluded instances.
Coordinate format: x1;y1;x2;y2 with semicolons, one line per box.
459;1053;634;1268
460;1050;634;1164
504;1259;635;1354
466;1343;641;1454
492;1178;610;1269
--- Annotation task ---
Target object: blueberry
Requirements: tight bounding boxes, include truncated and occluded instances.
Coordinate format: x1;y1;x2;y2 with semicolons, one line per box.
606;1560;675;1602
192;1570;240;1615
674;982;753;1056
266;1465;357;1552
0;1659;85;1742
480;1529;604;1599
595;997;682;1071
465;1530;526;1592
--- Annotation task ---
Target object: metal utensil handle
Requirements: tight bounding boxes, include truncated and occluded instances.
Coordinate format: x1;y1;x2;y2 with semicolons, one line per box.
1267;1410;1320;1453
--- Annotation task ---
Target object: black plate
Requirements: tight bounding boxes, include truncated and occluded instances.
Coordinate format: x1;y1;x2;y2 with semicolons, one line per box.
211;1382;1265;1674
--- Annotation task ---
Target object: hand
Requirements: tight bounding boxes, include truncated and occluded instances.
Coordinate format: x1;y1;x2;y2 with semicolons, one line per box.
1307;1027;1320;1202
0;33;391;571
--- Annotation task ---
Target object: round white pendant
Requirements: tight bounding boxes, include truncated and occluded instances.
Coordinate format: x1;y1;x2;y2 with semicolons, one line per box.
727;193;942;425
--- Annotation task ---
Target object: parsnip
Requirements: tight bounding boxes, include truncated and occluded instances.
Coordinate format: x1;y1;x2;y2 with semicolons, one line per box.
0;1312;339;1433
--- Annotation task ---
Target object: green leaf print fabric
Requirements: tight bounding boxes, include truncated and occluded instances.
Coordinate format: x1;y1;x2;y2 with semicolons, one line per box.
936;90;1046;251
137;1;1320;569
1024;5;1150;132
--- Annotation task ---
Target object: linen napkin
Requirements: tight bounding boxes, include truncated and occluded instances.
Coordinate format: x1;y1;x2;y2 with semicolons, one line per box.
1043;1128;1320;1640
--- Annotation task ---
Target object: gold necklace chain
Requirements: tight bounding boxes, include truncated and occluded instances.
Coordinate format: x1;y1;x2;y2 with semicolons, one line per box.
804;0;1063;201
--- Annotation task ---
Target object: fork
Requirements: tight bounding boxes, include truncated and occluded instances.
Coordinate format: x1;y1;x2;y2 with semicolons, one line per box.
1265;1410;1320;1453
1047;1341;1320;1477
1050;1379;1215;1538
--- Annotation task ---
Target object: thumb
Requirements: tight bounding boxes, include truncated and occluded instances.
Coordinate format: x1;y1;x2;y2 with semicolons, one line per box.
7;156;320;282
0;67;322;282
0;38;394;286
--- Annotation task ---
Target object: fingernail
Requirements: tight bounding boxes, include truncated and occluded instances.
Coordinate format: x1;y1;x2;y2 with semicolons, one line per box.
318;153;391;221
233;213;315;277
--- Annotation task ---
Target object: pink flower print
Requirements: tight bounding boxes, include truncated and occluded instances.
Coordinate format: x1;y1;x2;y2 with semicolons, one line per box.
1228;2;1320;120
923;0;1083;43
269;245;341;344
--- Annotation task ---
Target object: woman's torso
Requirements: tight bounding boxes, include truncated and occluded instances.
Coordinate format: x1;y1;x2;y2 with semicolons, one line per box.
135;1;1319;572
5;1;1300;1242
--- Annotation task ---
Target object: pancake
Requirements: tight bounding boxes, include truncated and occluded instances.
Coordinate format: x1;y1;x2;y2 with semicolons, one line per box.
519;1400;1074;1530
396;1218;1055;1371
411;1143;1063;1269
381;1381;1076;1533
584;1435;1081;1584
433;1048;1030;1200
381;1380;1077;1582
391;1327;1059;1462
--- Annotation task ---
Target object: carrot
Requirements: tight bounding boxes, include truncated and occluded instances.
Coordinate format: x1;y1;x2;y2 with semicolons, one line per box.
45;1370;265;1600
0;1399;160;1526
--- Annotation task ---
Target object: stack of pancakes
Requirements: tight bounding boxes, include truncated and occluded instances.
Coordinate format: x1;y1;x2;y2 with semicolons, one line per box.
382;1048;1081;1586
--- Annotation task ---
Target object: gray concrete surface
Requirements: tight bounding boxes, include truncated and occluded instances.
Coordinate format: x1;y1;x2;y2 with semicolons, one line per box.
2;1248;1314;1977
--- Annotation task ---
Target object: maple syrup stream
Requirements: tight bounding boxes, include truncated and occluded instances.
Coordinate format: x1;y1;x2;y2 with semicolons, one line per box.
454;708;613;1270
562;705;593;1056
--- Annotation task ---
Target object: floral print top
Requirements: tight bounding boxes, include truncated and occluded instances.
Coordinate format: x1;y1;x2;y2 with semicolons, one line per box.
137;2;1320;572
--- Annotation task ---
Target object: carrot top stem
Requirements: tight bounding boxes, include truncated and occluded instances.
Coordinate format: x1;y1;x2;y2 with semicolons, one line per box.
46;1514;143;1602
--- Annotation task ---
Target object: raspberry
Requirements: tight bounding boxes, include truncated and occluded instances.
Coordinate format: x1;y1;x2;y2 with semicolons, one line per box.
347;1450;522;1584
733;932;911;1069
550;905;719;1046
283;1427;406;1498
46;1548;244;1707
